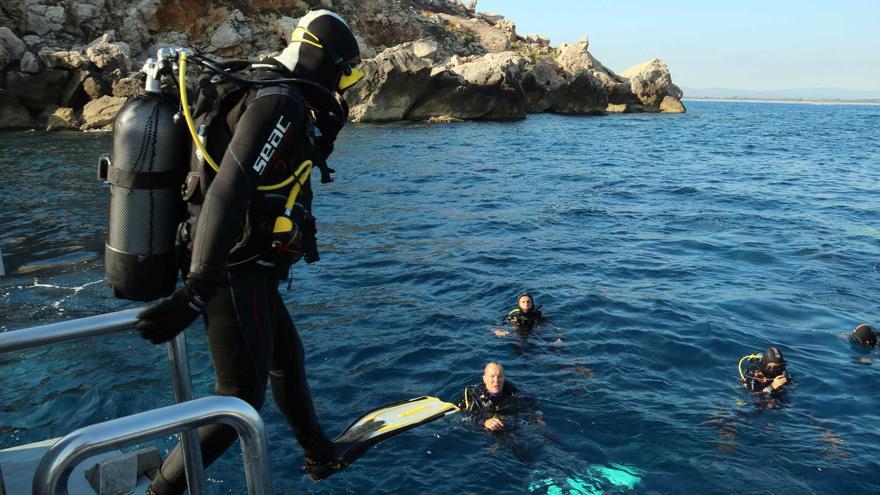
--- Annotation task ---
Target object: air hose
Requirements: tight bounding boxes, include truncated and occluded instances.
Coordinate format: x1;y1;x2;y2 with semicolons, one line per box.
738;353;763;381
177;51;304;192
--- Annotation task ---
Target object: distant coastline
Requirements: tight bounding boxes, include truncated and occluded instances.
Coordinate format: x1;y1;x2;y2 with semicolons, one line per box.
684;96;880;106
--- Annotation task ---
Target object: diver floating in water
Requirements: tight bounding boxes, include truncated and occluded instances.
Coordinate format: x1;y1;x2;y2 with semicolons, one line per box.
739;347;790;396
495;292;561;344
505;292;545;328
851;323;877;346
459;361;541;431
459;363;641;494
847;323;876;365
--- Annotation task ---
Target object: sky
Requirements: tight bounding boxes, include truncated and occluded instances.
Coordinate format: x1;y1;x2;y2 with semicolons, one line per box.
476;0;880;91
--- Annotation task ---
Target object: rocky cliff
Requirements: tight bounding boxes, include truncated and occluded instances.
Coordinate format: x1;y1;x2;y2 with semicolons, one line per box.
0;0;685;130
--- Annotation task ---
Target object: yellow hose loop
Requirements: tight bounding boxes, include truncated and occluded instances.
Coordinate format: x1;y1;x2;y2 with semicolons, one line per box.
283;161;313;210
738;353;763;381
177;50;303;192
178;51;218;174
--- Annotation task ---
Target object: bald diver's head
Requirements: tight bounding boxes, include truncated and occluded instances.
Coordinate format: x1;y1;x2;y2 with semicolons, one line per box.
483;361;505;395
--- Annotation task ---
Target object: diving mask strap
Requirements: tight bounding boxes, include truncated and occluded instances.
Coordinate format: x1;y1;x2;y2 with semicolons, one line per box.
291;27;323;48
290;26;363;91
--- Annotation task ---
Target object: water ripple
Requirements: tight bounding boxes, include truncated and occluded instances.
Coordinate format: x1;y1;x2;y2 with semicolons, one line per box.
1;102;879;493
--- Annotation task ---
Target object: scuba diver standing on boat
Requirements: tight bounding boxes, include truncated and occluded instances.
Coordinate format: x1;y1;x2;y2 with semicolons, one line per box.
133;10;366;493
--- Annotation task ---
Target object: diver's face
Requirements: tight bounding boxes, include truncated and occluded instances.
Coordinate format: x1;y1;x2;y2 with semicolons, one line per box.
764;362;785;378
483;364;505;394
518;296;533;312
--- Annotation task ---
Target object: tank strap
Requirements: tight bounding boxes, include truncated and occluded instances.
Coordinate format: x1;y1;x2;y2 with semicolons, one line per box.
107;165;182;190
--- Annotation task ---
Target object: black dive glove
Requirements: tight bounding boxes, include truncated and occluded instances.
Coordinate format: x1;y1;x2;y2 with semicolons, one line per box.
313;102;347;158
136;279;215;345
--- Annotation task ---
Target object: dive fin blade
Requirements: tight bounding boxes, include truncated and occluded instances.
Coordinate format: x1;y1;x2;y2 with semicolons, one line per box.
305;396;459;481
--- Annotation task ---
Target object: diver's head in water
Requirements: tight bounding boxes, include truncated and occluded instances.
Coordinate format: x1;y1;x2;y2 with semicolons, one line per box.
275;10;363;94
760;347;786;378
517;292;535;315
483;361;505;395
852;323;877;346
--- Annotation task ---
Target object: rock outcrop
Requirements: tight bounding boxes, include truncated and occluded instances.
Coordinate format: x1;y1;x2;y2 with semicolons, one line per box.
346;43;433;122
81;95;127;130
0;27;28;69
408;51;527;120
555;37;641;112
0;0;685;130
0;93;34;129
46;106;80;131
620;59;684;113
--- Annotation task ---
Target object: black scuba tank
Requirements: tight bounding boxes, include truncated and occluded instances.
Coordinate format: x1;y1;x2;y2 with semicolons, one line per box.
100;93;189;301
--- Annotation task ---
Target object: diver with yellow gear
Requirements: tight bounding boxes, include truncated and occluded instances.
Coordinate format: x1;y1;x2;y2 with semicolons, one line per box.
135;10;367;493
504;292;545;328
739;347;790;396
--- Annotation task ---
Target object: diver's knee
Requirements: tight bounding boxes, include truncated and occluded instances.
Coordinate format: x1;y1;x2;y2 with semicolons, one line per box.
214;381;266;409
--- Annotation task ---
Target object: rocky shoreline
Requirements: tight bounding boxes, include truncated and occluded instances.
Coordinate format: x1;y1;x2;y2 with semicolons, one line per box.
0;0;685;131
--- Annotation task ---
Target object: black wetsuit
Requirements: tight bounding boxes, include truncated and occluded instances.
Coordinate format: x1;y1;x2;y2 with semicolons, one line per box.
458;381;522;425
151;62;333;494
744;362;789;396
505;308;544;329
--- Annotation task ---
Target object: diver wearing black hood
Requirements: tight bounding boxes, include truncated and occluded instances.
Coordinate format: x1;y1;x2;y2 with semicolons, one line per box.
743;347;790;395
136;10;363;493
852;323;877;346
505;292;545;329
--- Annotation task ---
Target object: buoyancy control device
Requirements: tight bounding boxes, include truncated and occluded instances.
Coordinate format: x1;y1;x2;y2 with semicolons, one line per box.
100;49;189;301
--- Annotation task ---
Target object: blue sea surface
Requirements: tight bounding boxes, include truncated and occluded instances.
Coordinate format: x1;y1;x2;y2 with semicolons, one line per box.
1;101;879;494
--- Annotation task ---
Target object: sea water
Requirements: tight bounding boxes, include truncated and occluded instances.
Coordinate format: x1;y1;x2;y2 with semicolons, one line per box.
1;101;878;494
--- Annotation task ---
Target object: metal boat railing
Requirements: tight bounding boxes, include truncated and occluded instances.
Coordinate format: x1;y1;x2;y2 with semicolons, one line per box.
0;309;273;494
32;396;272;495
